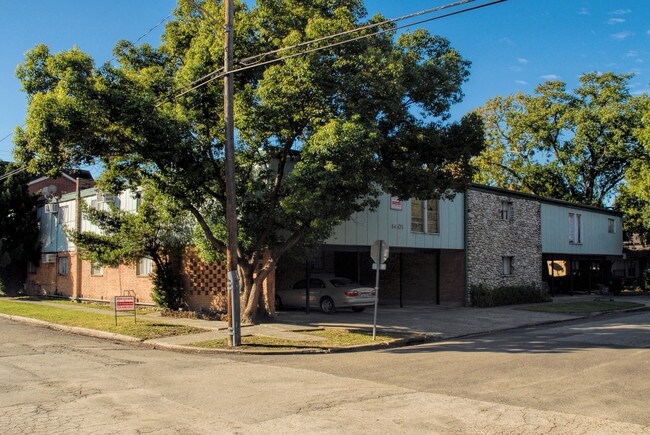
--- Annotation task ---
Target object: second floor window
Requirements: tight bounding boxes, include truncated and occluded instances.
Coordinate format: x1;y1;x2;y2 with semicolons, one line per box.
569;213;582;244
411;199;439;234
501;201;514;220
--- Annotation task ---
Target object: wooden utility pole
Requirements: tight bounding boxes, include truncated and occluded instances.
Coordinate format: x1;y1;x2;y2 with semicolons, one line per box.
224;0;241;346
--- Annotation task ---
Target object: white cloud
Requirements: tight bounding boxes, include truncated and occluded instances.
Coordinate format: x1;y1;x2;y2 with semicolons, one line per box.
541;74;561;80
500;37;515;46
610;9;631;15
625;50;639;58
608;18;626;24
515;80;528;85
611;31;632;40
517;58;529;64
578;7;589;15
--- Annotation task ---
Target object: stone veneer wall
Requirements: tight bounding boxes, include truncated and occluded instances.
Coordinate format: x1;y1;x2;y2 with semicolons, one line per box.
466;188;543;302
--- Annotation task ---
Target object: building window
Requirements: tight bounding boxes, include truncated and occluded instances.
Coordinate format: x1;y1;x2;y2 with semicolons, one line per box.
569;213;582;244
501;201;514;220
91;263;104;276
136;258;152;276
58;205;75;229
502;256;514;276
411;199;439;234
608;218;615;234
28;262;37;274
58;257;69;276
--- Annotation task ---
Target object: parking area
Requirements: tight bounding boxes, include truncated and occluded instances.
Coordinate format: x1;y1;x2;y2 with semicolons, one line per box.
271;294;650;339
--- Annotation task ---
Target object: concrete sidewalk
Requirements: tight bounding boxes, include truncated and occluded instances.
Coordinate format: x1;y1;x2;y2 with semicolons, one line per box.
4;293;649;352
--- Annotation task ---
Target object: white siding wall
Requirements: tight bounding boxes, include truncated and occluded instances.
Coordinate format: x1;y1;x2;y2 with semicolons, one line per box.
541;203;622;256
40;188;141;252
325;192;465;249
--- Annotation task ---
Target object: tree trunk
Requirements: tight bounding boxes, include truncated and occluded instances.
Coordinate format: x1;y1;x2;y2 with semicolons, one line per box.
238;258;275;324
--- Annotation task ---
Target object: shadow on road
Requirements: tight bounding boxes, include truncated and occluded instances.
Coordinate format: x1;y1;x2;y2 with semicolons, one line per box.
385;315;650;355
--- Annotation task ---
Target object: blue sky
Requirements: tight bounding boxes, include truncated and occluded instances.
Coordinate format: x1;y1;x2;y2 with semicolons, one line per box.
1;0;649;163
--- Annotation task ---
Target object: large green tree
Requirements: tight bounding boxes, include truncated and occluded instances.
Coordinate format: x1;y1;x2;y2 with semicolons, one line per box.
13;0;483;321
473;72;648;207
616;108;650;244
0;163;40;292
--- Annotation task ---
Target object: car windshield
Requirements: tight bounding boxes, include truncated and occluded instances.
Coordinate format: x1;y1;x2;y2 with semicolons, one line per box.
329;278;355;287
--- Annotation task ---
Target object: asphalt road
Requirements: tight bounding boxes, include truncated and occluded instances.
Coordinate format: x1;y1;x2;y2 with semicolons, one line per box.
1;311;649;434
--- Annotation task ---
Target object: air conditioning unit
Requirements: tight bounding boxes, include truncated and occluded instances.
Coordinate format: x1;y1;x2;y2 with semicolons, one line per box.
42;253;57;263
44;203;59;214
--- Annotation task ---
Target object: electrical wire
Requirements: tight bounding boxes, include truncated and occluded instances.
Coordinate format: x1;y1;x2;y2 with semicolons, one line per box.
108;12;174;63
239;0;477;65
0;166;26;182
170;0;508;101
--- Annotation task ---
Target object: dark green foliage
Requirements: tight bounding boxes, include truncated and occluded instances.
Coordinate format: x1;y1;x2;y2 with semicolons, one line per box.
641;269;650;290
471;283;551;308
151;262;184;310
0;162;41;292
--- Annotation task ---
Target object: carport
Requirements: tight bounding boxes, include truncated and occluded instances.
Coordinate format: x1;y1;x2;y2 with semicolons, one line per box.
276;246;465;306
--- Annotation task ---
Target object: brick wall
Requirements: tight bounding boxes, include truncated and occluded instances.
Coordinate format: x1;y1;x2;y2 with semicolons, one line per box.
182;249;228;311
466;188;543;299
439;249;465;305
27;248;276;312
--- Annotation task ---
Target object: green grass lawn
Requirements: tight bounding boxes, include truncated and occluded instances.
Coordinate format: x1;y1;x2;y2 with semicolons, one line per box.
520;301;644;314
0;299;205;340
34;297;158;315
191;328;406;350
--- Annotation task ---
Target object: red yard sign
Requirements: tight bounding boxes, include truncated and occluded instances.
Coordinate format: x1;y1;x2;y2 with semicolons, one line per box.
113;296;136;325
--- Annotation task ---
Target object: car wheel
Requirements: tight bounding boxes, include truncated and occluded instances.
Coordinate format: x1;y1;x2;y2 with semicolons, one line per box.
320;296;335;314
275;295;283;311
351;307;365;313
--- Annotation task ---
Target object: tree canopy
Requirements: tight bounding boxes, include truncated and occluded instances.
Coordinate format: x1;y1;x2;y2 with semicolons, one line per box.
473;72;648;207
14;0;483;321
0;163;40;292
616;108;650;244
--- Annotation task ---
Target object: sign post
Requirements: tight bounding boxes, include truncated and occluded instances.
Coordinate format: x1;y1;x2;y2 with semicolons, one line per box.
370;240;389;340
113;295;136;326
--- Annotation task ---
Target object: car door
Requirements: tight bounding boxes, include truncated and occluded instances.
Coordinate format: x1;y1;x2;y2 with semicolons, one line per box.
307;278;326;307
279;279;304;307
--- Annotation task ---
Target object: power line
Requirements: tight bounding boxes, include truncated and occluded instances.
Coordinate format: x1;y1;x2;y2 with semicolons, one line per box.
170;0;508;101
240;0;477;66
108;12;174;63
0;166;26;182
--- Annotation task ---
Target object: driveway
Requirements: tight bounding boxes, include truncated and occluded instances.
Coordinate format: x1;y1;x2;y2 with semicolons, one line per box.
272;294;650;339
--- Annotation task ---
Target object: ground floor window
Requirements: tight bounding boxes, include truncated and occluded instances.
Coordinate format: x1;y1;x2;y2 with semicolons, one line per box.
91;263;104;276
502;256;513;276
136;258;152;276
58;257;69;276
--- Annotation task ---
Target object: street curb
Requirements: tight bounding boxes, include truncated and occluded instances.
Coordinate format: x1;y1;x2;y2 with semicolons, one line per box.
0;313;142;343
1;305;646;355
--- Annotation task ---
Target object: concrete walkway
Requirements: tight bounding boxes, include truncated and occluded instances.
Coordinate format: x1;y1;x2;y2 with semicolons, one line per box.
5;293;649;352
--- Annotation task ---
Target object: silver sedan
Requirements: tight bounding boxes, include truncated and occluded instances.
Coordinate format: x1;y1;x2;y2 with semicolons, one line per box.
275;276;376;314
